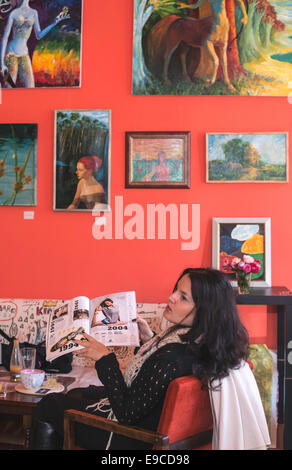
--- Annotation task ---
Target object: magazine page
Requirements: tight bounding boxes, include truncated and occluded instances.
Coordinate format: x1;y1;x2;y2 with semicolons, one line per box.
89;291;139;346
46;296;90;361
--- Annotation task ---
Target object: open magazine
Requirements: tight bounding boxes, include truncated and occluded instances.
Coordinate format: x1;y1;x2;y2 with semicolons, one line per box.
46;291;139;362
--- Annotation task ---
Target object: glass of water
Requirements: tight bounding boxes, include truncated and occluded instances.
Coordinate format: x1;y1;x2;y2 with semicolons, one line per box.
21;347;36;370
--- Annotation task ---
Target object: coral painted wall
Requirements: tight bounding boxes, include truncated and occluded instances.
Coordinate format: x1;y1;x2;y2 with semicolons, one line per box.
0;0;291;349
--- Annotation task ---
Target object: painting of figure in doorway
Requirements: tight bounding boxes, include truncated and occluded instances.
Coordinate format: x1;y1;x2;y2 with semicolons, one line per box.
0;0;82;88
125;131;190;188
133;0;292;96
54;109;111;212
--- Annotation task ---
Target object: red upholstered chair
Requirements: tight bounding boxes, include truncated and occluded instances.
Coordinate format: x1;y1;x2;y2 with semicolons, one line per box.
64;375;213;450
64;361;254;450
156;375;213;450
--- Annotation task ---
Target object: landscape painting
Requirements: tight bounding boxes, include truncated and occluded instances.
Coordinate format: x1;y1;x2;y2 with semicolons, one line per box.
0;0;82;88
0;124;37;206
133;0;292;96
212;217;271;287
54;109;111;212
207;133;288;182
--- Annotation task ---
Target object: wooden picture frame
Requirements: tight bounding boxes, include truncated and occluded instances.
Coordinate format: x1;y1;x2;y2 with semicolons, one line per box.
212;217;271;287
125;131;190;188
206;133;288;183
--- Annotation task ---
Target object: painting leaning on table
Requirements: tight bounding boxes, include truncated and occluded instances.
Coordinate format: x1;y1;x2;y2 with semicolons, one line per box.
212;217;271;287
207;133;288;182
0;124;37;206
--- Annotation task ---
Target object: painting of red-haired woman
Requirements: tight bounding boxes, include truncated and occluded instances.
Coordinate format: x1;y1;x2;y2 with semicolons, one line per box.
54;109;111;212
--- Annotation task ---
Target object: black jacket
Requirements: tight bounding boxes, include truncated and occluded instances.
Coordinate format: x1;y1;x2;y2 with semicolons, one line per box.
95;342;193;449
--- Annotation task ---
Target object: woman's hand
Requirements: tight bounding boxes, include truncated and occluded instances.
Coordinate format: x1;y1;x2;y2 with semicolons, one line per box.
55;8;70;23
136;316;154;344
55;13;70;23
75;333;111;362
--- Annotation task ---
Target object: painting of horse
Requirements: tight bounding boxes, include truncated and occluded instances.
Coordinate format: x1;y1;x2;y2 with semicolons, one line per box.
133;0;292;96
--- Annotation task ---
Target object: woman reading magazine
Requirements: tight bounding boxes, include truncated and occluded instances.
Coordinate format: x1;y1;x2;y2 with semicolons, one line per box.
31;268;270;450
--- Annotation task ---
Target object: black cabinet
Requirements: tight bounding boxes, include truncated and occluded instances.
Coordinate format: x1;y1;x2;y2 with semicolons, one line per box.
235;286;292;449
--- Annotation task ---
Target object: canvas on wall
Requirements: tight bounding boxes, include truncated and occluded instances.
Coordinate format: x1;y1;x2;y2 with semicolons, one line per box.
0;123;37;206
54;109;111;212
125;131;190;188
132;0;291;96
207;133;288;183
0;0;82;89
212;217;271;287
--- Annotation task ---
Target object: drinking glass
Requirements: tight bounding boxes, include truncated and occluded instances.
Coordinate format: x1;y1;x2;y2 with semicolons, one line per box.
45;373;58;387
21;347;36;370
0;382;7;398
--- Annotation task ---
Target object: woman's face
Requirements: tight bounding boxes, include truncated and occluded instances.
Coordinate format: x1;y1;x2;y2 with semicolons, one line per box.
163;274;196;327
76;162;90;180
105;300;113;306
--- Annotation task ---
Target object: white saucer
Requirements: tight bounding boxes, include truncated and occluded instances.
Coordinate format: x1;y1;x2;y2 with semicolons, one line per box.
15;382;64;396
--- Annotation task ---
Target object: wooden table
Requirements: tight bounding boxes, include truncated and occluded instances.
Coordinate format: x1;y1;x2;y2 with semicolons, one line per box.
0;372;75;449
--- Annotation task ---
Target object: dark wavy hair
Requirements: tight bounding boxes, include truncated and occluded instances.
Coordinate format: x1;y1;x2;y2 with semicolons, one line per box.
169;268;249;389
100;298;113;308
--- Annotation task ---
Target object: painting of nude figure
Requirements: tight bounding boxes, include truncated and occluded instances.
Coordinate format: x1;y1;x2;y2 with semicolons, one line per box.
125;131;190;188
133;0;291;96
0;0;82;88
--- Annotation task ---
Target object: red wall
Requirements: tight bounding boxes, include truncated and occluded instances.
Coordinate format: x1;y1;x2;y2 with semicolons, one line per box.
1;0;291;349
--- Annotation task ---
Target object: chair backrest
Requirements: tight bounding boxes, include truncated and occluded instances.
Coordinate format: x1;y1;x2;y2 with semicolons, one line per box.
157;376;213;449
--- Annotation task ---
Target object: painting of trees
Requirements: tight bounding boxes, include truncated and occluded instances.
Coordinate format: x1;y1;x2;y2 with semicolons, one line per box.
132;0;179;93
207;133;288;182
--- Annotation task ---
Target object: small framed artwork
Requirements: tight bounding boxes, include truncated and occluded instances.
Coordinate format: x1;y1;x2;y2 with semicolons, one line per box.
212;217;271;287
207;133;288;183
54;109;111;212
125;131;190;188
0;124;37;206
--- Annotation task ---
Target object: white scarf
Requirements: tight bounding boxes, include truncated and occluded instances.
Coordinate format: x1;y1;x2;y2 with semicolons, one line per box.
124;326;190;387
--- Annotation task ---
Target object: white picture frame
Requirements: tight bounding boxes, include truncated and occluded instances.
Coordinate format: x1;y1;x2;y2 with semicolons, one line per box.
212;217;271;287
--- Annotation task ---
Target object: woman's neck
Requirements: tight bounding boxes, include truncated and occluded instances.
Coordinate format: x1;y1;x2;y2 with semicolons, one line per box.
83;175;97;184
20;0;30;8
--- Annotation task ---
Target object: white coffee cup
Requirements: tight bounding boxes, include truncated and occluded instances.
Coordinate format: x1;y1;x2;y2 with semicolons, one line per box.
20;369;45;390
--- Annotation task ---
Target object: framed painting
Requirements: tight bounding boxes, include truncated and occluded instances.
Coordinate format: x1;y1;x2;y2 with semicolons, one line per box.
54;109;111;212
207;133;288;183
0;0;82;89
132;0;291;96
0;123;37;206
212;218;271;287
125;131;190;188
